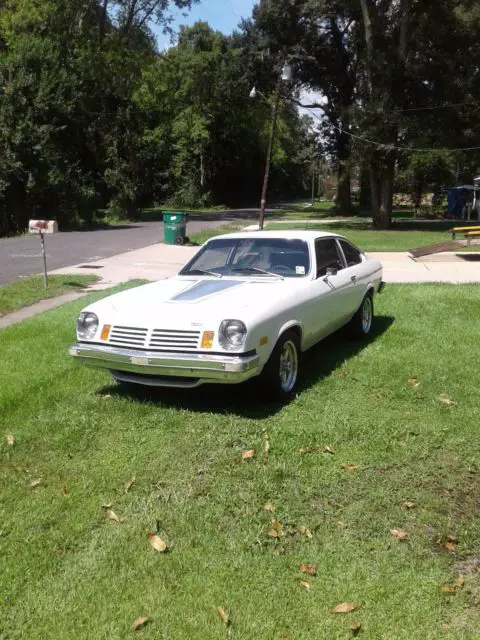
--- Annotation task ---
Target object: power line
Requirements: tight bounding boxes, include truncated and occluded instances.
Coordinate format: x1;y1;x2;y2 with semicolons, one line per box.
400;100;478;113
302;104;480;153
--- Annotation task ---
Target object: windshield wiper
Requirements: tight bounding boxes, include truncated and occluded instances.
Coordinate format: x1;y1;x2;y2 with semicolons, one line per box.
232;267;284;280
187;268;222;278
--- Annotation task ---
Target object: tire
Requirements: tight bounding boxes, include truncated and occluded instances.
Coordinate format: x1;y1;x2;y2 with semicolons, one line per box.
347;292;374;339
259;330;301;401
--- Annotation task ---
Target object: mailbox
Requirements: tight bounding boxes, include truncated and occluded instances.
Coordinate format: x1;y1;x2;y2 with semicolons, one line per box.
29;220;58;234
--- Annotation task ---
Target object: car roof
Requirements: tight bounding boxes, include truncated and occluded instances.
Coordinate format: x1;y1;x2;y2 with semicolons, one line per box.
208;230;342;242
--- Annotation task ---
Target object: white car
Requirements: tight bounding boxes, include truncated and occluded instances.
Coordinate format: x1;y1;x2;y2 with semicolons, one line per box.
69;231;383;399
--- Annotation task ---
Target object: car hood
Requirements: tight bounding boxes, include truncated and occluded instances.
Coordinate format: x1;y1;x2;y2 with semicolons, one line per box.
87;276;299;327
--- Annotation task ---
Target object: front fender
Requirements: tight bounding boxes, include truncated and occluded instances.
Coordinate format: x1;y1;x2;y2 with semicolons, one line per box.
251;318;304;371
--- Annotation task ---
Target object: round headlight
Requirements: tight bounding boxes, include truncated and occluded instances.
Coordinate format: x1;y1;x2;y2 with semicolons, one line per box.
77;312;99;340
219;319;247;350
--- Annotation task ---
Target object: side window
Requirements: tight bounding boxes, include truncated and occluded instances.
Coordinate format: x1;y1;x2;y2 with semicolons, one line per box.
339;240;362;267
315;239;344;278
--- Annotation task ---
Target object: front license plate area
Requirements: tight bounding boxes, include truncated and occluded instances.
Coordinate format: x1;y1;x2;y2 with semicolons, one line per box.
131;356;149;366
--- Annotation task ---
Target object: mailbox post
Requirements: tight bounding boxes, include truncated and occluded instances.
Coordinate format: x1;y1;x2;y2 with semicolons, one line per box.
28;220;58;288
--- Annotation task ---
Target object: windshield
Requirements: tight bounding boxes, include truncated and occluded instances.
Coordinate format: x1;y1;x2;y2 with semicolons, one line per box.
180;238;311;278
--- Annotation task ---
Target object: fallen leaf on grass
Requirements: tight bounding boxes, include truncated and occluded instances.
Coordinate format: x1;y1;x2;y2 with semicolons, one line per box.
298;525;313;539
148;533;167;552
443;535;458;551
6;434;15;446
398;440;406;447
268;519;283;538
341;464;359;471
61;486;69;497
263;431;270;464
299;580;313;590
242;449;256;460
29;479;42;489
216;607;230;626
101;394;112;400
330;602;357;614
455;574;465;588
440;575;464;595
300;563;317;576
408;378;421;388
124;476;136;491
299;445;334;454
132;616;151;631
101;502;113;509
106;509;124;523
264;503;275;512
390;528;408;540
441;586;457;594
403;501;416;509
349;621;362;636
438;394;457;406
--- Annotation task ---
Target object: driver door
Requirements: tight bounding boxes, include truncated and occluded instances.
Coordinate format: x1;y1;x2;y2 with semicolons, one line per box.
306;238;355;342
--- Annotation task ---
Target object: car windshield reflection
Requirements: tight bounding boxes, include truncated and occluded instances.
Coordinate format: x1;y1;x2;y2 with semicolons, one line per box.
180;238;311;278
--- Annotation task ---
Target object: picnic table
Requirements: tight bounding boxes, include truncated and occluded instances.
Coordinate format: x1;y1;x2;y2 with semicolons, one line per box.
450;226;480;243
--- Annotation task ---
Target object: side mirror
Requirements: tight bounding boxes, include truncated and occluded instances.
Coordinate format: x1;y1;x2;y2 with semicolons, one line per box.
325;266;338;277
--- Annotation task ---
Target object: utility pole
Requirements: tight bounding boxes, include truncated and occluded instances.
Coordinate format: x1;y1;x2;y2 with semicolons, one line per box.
259;84;281;231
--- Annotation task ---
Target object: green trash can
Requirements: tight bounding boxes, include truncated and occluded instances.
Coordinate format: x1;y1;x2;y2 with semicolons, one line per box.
163;211;189;245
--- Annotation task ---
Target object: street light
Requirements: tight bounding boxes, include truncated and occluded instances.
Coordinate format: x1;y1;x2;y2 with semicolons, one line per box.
250;63;292;230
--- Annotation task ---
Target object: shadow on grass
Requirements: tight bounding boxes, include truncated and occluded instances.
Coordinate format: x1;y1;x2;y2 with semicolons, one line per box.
98;315;394;419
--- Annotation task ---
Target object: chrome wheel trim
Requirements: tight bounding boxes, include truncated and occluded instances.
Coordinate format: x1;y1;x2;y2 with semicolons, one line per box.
362;297;372;334
279;340;298;393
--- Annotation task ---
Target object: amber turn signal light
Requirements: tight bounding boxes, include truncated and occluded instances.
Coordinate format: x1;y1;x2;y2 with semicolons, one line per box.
201;331;215;349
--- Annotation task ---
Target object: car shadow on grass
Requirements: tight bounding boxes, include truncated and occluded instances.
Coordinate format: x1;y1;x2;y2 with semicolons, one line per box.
99;315;394;419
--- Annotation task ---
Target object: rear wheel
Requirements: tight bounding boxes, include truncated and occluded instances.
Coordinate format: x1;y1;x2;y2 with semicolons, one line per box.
259;330;301;401
347;292;374;339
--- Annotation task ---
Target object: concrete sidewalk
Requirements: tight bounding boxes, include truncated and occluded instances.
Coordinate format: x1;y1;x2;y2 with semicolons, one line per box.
48;244;480;286
50;243;196;287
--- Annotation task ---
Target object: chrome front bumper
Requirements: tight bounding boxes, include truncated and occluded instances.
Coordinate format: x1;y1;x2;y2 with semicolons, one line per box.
68;343;260;384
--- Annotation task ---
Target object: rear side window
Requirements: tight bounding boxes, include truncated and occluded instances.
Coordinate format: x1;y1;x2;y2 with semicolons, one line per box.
339;240;362;267
315;239;344;277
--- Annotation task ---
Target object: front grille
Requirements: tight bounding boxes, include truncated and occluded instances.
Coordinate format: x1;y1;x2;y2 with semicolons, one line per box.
109;326;148;348
107;326;201;351
148;329;201;351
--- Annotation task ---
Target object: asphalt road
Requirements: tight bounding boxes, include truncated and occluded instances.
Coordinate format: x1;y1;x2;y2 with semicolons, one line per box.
0;218;226;286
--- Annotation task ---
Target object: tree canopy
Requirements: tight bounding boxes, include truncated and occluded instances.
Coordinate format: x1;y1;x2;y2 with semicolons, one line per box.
0;0;314;235
1;0;480;235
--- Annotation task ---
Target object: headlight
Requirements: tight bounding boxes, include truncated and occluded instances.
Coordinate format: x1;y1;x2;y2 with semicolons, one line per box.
77;312;99;340
219;319;247;350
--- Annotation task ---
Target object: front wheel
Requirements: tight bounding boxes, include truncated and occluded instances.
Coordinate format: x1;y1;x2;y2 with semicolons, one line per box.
347;292;374;339
259;330;301;401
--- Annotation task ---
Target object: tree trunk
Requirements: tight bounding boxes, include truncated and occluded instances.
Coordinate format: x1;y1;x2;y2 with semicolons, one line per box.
370;155;394;229
336;163;351;216
359;163;371;208
99;0;109;42
335;129;352;215
200;153;205;187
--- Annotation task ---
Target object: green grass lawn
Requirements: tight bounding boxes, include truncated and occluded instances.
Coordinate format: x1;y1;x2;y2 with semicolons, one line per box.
1;284;479;639
188;219;477;252
0;274;99;316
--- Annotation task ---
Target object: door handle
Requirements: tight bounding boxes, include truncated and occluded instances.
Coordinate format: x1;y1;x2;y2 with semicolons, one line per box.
351;275;357;283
